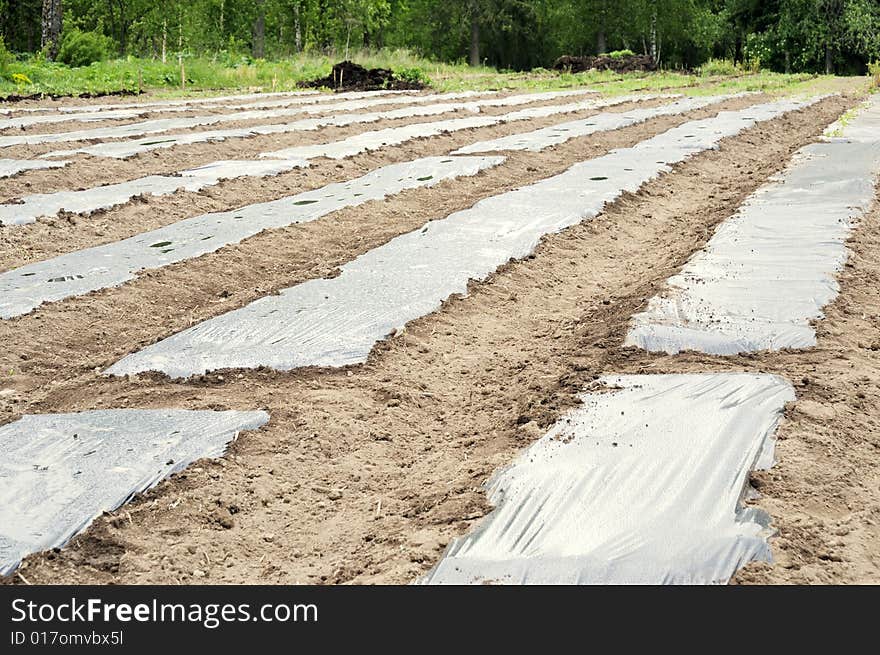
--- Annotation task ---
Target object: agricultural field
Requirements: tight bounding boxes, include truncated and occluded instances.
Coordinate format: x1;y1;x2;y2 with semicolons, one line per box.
0;68;878;588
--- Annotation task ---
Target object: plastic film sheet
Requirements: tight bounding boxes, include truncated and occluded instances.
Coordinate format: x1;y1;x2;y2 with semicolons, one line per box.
105;97;820;378
0;91;488;149
2;90;326;115
0;91;412;129
5;92;604;225
0;158;308;227
41;105;468;160
0;409;269;575
46;90;595;160
625;95;880;355
0;156;503;318
260;94;670;161
197;89;416;111
43;97;489;160
0;158;69;179
0;108;149;130
420;373;794;585
453;94;737;153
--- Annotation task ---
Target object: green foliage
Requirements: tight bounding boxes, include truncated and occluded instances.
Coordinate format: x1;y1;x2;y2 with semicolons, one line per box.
0;36;11;80
870;61;880;87
743;32;771;73
394;66;431;86
0;48;829;99
57;29;115;68
606;49;636;59
699;58;740;76
1;0;878;82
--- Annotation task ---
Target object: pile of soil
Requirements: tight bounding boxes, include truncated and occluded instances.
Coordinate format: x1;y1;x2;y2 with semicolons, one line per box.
553;54;658;74
298;60;426;92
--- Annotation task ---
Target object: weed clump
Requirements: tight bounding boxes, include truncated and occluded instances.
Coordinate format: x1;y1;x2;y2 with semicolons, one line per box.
699;58;741;76
869;61;880;88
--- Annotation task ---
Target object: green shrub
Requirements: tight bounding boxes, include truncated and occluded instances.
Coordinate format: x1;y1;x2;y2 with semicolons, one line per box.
607;49;636;59
395;66;431;86
869;61;880;87
0;37;11;79
743;33;769;72
699;58;740;76
57;29;115;68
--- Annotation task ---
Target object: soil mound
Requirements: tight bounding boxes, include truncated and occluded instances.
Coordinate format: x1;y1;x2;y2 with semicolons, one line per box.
298;60;427;92
553;54;658;74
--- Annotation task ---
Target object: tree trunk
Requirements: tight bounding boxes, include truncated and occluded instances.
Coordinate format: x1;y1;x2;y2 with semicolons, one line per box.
117;0;128;55
253;15;265;58
252;0;266;59
649;2;658;64
784;49;791;74
41;0;62;60
469;13;480;66
104;0;129;55
596;0;607;54
294;1;302;52
825;44;833;74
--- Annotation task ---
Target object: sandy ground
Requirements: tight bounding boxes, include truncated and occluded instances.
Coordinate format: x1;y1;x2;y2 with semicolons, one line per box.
0;90;605;178
0;94;734;270
0;90;443;137
3;89;874;585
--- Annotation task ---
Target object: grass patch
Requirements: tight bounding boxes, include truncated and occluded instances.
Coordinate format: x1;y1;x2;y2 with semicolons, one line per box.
699;58;741;77
870;62;880;88
0;46;860;100
0;49;462;99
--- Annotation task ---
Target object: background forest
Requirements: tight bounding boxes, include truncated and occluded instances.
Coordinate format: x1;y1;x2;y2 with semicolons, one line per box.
1;1;879;92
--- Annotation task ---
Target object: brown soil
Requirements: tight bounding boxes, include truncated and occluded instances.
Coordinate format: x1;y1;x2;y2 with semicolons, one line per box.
554;54;658;74
1;94;731;271
0;101;338;137
0;90;631;198
2;94;870;585
299;61;426;92
0;91;498;163
0;89;141;103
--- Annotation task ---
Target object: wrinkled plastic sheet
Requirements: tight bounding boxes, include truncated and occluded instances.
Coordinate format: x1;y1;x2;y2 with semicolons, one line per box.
0;158;308;226
106;97;820;378
198;89;416;111
0;108;149;130
0;156;503;318
0;90;489;149
421;373;794;585
0;89;404;127
2;90;326;115
45;90;594;160
260;94;670;161
42;102;484;160
625;96;880;355
453;94;737;153
4;92;604;225
0;91;410;130
0;409;269;575
0;158;69;179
